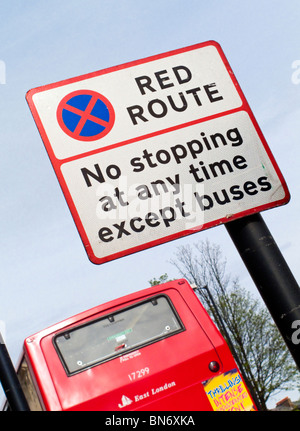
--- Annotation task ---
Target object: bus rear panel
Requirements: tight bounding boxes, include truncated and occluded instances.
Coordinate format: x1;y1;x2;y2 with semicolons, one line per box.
19;279;256;411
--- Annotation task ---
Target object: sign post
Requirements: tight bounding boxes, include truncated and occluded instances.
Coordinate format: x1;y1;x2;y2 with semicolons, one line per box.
0;334;29;411
226;213;300;369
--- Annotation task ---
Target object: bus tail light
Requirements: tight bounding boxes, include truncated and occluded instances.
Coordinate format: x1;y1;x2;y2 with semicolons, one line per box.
208;361;220;373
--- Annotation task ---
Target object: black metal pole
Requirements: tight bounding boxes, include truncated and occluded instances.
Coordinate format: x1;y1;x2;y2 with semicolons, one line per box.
0;333;30;411
225;213;300;370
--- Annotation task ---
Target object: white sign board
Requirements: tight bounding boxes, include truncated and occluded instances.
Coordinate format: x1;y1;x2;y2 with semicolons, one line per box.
27;41;289;264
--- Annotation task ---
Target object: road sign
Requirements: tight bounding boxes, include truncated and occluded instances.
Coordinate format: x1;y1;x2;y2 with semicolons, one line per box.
26;41;290;264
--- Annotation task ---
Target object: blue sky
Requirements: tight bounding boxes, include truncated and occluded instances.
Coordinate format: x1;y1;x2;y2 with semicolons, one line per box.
0;0;299;409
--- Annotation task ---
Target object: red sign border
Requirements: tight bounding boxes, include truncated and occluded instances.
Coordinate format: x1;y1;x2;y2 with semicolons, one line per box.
26;41;290;265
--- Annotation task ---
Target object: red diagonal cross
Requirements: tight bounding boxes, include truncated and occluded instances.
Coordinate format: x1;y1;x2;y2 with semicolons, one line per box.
62;95;109;138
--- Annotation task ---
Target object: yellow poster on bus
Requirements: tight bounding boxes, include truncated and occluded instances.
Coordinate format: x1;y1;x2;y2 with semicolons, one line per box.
202;368;256;411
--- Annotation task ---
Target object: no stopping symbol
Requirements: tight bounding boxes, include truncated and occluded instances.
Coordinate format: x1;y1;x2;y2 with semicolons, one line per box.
57;90;115;141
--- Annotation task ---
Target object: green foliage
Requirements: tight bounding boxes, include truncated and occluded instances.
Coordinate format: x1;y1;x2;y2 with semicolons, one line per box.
148;273;172;286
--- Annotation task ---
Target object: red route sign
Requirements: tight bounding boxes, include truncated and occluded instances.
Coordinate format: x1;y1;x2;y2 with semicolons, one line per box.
26;41;290;264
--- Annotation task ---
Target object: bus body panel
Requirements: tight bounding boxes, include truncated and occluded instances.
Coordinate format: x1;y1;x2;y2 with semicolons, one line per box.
22;280;255;411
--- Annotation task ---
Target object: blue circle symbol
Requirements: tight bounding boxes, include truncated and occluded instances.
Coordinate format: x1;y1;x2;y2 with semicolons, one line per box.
57;90;115;141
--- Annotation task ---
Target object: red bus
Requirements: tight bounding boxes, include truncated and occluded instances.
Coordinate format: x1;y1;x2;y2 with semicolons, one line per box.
9;279;256;411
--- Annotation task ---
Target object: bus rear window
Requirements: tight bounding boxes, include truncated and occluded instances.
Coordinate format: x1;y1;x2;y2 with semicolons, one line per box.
54;295;184;375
